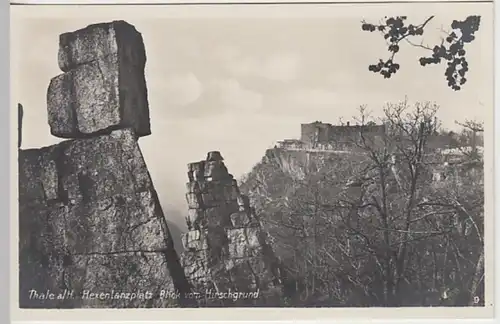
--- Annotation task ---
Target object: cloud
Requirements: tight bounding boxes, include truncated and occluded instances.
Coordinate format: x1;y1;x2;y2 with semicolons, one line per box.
214;46;300;82
157;72;203;106
213;45;240;61
210;78;264;114
289;88;338;106
150;77;263;120
227;53;300;82
264;88;339;117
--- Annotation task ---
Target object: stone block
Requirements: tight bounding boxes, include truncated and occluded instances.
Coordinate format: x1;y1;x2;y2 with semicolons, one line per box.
58;20;146;72
204;203;237;228
47;54;150;139
181;152;285;301
18;129;151;205
194;180;237;200
204;161;229;181
200;180;239;203
186;181;199;194
181;230;209;251
186;202;237;230
186;192;202;209
18;137;191;308
206;151;224;162
186;208;204;230
187;171;194;182
188;162;205;181
200;192;219;208
189;182;232;207
188;161;205;173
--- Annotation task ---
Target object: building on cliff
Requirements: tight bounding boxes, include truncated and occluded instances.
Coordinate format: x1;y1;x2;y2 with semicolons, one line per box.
300;121;386;147
275;120;466;152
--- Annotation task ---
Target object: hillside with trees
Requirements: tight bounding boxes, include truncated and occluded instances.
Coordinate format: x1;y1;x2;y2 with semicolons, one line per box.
239;100;485;307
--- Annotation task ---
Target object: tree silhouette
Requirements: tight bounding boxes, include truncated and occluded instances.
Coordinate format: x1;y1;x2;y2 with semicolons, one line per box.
361;16;481;91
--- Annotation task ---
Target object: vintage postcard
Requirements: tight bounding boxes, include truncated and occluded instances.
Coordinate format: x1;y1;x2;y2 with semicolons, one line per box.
10;1;494;321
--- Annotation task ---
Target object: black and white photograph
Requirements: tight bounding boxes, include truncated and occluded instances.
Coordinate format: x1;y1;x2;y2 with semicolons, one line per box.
11;2;494;318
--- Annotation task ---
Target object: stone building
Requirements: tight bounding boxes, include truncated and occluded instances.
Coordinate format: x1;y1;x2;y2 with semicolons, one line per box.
300;121;386;147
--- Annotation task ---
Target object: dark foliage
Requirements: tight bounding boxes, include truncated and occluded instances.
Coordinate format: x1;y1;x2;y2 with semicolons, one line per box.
361;16;481;90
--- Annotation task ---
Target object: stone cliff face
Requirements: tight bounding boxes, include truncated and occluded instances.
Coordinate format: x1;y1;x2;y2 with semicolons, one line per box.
263;148;348;181
19;21;194;308
179;152;285;306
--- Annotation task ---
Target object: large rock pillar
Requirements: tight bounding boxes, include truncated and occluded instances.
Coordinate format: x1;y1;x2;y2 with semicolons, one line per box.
47;20;150;139
19;21;194;308
180;151;284;306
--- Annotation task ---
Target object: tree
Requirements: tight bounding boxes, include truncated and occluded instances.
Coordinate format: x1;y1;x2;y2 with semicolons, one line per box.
361;16;481;91
455;119;484;157
239;100;485;307
331;101;485;306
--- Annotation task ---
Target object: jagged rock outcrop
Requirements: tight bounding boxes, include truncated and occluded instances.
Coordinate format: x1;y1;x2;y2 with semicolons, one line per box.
179;152;284;306
19;21;193;308
47;21;150;139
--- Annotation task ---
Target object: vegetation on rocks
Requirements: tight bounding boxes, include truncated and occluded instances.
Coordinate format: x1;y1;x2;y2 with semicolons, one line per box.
239;100;485;307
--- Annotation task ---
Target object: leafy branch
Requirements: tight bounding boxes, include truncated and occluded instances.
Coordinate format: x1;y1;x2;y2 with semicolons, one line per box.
361;15;481;91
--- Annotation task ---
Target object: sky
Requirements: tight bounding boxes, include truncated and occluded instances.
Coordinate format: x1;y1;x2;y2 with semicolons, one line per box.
11;4;493;230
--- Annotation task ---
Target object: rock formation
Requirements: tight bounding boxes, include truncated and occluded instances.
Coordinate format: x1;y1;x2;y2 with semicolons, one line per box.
180;151;284;306
19;21;194;308
19;19;289;309
47;21;150;139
